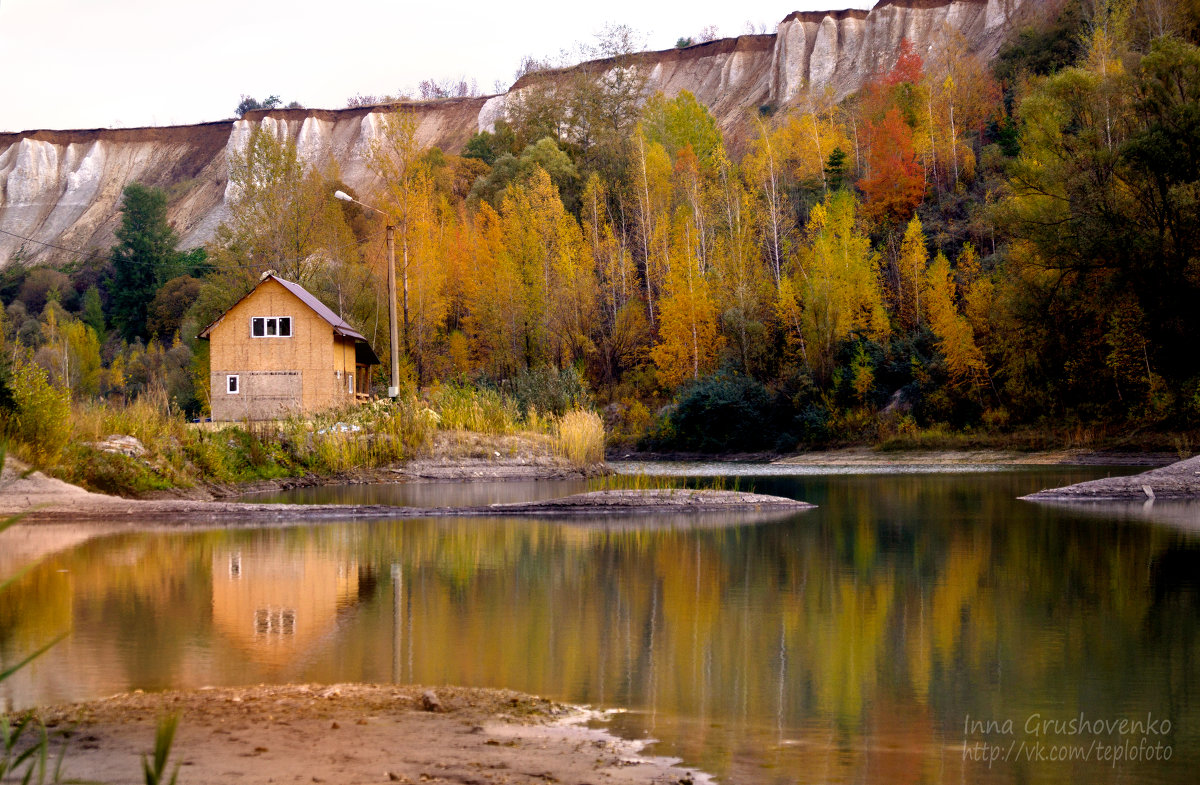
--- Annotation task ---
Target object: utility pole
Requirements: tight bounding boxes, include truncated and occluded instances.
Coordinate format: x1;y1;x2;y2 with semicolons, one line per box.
335;190;399;398
385;223;399;397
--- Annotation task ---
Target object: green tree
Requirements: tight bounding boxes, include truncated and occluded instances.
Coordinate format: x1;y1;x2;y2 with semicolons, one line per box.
110;183;184;342
81;284;106;338
147;276;204;341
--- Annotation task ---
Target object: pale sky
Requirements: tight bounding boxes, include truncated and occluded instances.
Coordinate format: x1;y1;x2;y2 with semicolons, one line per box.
0;0;874;132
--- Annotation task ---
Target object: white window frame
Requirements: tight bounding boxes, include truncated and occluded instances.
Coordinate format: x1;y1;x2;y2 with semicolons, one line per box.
227;374;240;395
348;373;355;394
251;316;292;338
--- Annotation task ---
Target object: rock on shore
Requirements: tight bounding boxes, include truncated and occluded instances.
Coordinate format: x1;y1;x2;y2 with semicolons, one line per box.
1021;455;1200;501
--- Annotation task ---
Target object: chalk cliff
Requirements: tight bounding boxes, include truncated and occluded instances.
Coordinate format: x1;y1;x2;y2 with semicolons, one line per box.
0;0;1049;265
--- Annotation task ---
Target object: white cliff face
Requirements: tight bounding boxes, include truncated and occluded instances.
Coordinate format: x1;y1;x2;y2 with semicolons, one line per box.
771;0;1027;103
5;139;61;205
477;96;507;134
0;0;1045;266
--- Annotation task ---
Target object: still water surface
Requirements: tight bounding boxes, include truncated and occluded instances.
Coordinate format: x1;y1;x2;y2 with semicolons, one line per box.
2;465;1198;784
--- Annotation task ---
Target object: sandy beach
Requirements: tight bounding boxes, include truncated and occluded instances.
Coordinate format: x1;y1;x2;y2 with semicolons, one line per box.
33;684;705;785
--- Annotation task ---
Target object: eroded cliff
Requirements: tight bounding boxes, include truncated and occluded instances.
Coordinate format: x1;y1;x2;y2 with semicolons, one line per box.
0;0;1047;265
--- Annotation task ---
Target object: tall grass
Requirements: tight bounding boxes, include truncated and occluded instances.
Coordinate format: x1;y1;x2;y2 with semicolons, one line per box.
555;409;605;467
586;472;749;493
427;384;520;435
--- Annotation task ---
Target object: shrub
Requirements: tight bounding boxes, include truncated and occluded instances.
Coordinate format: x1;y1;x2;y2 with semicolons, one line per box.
494;366;590;418
58;444;175;496
2;354;71;466
656;371;776;452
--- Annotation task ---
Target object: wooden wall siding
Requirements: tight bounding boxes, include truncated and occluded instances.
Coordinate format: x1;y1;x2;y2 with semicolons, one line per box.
208;279;364;421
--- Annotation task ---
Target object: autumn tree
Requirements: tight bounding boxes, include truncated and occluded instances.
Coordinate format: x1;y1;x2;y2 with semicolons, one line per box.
651;256;721;389
369;109;446;379
923;250;987;395
792;191;889;380
896;216;929;331
859;108;925;227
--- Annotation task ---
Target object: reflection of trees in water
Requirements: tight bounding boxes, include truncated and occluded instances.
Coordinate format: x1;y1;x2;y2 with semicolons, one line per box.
2;474;1199;781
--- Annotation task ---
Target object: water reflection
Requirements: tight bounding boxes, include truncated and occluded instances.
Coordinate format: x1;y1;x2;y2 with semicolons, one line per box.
239;478;591;507
1;469;1197;785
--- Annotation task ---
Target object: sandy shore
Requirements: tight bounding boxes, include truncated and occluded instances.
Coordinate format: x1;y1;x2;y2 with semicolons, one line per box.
1022;454;1200;501
29;684;705;785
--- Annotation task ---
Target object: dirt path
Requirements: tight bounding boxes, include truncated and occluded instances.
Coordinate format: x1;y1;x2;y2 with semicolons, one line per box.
32;685;705;785
1021;454;1200;501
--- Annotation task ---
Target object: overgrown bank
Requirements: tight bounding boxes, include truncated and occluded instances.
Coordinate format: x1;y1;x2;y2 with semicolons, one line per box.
1;364;605;498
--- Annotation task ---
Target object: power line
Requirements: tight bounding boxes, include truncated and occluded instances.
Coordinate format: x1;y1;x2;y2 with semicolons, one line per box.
0;226;92;257
0;224;392;273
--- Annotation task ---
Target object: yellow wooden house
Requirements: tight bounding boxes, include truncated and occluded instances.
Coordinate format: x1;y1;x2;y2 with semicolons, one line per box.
198;272;379;421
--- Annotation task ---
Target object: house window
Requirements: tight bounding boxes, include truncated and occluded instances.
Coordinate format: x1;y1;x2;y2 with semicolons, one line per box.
251;317;292;338
227;375;240;394
254;607;296;637
348;374;354;394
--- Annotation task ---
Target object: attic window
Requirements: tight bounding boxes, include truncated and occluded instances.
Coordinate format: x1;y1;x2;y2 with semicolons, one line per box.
251;317;292;338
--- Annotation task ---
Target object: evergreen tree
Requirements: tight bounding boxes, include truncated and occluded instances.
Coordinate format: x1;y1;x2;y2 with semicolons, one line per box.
110;183;181;342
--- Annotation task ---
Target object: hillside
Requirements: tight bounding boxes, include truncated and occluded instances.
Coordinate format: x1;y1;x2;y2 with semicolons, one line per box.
0;0;1046;265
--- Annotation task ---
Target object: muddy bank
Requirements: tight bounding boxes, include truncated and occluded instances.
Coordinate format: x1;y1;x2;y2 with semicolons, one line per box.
1022;455;1200;501
30;684;708;785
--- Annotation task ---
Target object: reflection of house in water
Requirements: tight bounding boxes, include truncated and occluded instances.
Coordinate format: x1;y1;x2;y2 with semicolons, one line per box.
211;547;377;669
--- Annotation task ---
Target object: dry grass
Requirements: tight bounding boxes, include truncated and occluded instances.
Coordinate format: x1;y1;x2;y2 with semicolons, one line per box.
554;409;605;468
427;384;521;435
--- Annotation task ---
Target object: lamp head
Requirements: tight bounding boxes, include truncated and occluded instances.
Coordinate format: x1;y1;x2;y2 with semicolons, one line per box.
333;190;353;202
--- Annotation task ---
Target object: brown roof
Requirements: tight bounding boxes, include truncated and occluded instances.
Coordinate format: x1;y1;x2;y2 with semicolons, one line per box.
198;274;380;364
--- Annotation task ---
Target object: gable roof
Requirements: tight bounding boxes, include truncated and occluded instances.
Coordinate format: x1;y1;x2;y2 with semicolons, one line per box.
198;274;378;362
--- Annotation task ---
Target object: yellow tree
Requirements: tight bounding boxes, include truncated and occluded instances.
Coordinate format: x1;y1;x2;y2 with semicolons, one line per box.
923;250;986;392
223;124;344;284
651;243;721;389
796;191;889;379
499;166;571;366
582;174;645;382
929;28;1001;187
744;118;794;287
405;192;450;382
711;157;770;375
633;128;673;328
896;215;929;332
463;203;525;375
548;211;599;367
369;109;432;371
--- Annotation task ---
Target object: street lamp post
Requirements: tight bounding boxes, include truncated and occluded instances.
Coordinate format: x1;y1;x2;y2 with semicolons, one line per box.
334;190;399;399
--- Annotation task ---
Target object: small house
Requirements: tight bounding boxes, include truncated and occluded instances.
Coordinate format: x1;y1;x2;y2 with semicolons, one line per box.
198;272;380;421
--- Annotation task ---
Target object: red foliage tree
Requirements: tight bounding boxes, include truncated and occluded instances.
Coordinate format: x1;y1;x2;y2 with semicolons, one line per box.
886;39;924;88
859;107;925;226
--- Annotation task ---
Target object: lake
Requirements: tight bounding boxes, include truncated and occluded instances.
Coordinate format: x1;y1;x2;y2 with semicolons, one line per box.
2;464;1197;784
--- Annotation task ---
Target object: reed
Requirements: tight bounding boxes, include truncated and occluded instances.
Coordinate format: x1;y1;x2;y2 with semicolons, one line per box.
555;409;605;468
427;384;520;435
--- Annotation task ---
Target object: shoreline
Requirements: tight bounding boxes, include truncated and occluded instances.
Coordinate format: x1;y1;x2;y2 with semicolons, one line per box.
29;684;710;785
1021;454;1200;501
0;459;812;526
615;446;1180;467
